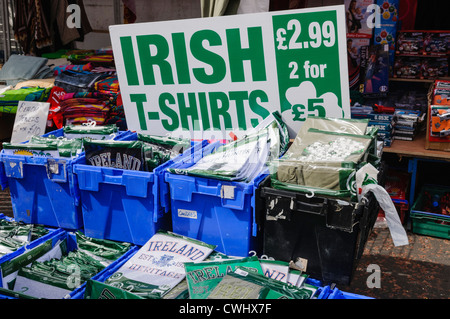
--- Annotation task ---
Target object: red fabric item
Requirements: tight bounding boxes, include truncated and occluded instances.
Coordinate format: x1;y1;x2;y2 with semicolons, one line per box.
47;86;66;129
399;0;417;30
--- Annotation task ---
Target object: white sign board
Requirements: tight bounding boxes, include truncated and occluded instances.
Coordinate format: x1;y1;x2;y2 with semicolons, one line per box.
11;101;50;144
110;5;350;140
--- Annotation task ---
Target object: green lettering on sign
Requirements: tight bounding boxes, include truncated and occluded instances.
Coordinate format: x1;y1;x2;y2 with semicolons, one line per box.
178;92;200;131
130;93;148;130
159;93;179;131
209;91;232;130
190;30;226;84
172;33;191;84
249;90;270;127
120;36;139;86
137;34;174;85
229;91;248;130
226;27;267;82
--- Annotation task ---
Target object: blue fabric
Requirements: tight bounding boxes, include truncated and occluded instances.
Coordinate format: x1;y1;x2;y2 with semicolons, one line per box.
0;55;53;86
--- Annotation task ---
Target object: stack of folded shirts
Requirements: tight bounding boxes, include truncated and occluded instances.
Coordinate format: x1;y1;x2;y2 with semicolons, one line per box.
59;93;111;126
93;75;119;96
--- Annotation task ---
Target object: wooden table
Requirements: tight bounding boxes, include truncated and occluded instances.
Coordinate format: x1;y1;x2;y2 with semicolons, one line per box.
383;133;450;206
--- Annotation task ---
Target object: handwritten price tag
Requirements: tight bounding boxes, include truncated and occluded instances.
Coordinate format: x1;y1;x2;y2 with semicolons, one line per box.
11;101;50;144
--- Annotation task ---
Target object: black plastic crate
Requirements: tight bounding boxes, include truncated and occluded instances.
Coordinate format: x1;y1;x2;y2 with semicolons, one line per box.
256;168;383;286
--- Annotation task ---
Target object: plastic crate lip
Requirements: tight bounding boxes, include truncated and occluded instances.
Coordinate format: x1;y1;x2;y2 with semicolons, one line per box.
73;162;155;179
0;150;70;166
165;172;263;200
0;129;131;167
0;226;65;268
411;184;450;219
410;210;450;221
328;288;374;299
392;198;409;206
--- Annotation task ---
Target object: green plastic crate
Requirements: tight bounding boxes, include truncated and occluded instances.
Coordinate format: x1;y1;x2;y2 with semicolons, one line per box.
410;185;450;240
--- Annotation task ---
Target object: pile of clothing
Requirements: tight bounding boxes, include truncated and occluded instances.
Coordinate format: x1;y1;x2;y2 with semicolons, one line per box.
48;49;122;129
0;49;125;132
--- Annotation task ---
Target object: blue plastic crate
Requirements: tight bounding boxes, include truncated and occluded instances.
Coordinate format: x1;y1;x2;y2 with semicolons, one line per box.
164;147;269;257
0;228;138;299
327;288;374;299
0;129;133;230
73;135;210;246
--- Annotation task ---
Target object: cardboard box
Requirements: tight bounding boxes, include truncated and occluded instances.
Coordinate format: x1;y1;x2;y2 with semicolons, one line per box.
425;81;450;151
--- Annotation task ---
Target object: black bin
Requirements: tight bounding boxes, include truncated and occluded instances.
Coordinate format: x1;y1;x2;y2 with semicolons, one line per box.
256;176;381;286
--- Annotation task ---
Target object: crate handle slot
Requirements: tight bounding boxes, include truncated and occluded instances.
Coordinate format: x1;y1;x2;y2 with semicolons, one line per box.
294;197;327;215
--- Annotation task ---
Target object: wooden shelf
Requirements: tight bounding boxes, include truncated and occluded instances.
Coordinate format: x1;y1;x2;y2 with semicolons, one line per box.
389;77;434;83
383;133;450;161
389;76;450;84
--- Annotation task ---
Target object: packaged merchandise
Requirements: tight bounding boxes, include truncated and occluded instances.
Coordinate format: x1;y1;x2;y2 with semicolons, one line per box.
99;231;216;299
347;37;371;90
433;89;450;106
0;219;49;257
392;109;422;141
168;112;287;183
393;56;422;79
359;44;390;95
1;143;60;158
396;31;423;55
420;57;448;79
83;139;145;171
423;32;450;56
377;0;399;24
204;266;318;299
138;134;191;171
63;123;119;140
374;0;399;73
430;105;450;139
269;117;377;200
345;0;375;36
259;259;290;283
184;256;263;299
